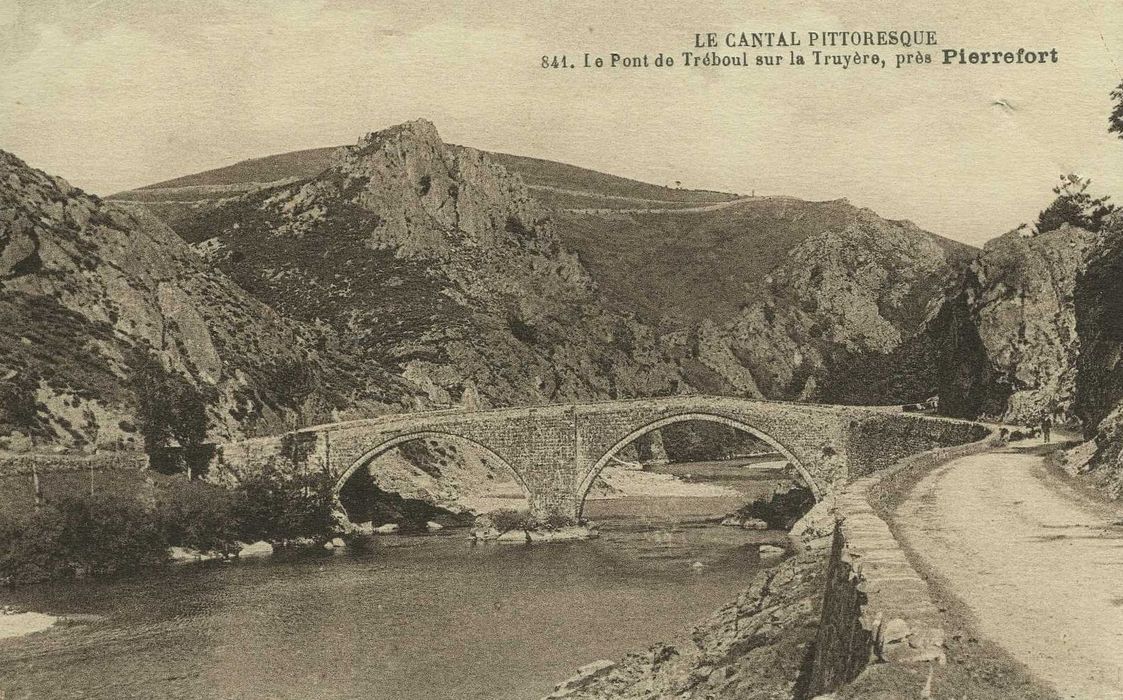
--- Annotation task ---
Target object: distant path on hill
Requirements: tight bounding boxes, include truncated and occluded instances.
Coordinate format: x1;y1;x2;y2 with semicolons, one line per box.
896;440;1123;700
534;186;757;215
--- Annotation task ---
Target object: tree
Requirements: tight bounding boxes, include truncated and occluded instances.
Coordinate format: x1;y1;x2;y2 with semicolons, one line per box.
231;468;339;545
126;349;212;455
1110;80;1123;140
1035;174;1115;235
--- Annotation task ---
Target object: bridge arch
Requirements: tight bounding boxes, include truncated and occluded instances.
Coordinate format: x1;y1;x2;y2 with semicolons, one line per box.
576;412;821;517
334;430;533;503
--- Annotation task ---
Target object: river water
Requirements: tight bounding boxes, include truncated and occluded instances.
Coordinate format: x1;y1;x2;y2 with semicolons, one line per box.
0;464;790;700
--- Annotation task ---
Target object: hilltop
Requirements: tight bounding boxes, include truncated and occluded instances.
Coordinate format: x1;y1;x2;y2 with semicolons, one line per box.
132;120;685;410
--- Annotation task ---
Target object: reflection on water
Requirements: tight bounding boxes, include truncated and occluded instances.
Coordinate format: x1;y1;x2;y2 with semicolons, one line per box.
0;466;791;700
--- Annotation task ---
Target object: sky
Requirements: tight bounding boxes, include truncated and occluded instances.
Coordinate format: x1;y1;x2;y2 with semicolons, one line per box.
1;0;1121;246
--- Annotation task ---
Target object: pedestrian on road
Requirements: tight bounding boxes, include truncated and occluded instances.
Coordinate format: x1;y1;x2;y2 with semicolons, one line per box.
1041;415;1052;444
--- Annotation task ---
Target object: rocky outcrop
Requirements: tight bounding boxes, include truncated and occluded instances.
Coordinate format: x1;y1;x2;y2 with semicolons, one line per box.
546;552;827;700
1063;217;1123;498
173;120;683;411
1075;219;1123;431
930;224;1095;425
1060;406;1123;499
115;135;972;410
700;213;972;403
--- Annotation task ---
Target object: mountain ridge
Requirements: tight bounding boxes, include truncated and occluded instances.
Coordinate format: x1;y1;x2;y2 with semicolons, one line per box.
110;119;975;408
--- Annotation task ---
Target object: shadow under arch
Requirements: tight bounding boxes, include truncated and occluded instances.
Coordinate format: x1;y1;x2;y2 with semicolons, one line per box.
576;412;821;518
334;430;533;503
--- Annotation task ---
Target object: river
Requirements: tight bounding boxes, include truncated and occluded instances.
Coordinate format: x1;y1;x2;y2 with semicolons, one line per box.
0;463;791;700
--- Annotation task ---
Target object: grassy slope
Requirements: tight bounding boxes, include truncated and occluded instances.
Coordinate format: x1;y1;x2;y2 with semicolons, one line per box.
556;198;858;325
484;151;739;203
121;145;737;205
138;147;338;189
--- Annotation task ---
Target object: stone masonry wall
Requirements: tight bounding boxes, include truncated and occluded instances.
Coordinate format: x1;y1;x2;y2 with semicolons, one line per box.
0;450;148;477
0;451;151;517
798;423;996;698
845;413;991;479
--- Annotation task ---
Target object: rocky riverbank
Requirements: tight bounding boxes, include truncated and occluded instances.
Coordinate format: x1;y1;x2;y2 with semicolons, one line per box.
546;498;831;699
546;550;826;699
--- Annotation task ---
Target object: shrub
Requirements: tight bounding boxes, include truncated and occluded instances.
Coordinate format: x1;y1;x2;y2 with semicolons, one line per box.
156;479;240;556
507;314;538;345
488;508;533;533
0;508;68;586
530;513;577;530
126;348;213;458
231;470;339;546
0;375;40;434
54;493;168;576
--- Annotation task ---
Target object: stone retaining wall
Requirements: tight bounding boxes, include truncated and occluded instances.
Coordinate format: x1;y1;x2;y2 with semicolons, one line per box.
798;423;997;698
846;413;991;479
0;451;151;516
0;451;148;477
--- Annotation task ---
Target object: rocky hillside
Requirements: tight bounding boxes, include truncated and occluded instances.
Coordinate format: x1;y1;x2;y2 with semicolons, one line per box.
695;213;974;402
1065;217;1123;497
927;224;1096;424
113;125;972;407
0;150;419;451
160;120;683;408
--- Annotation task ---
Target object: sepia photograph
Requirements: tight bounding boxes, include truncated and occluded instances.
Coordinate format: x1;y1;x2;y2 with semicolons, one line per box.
1;1;1121;698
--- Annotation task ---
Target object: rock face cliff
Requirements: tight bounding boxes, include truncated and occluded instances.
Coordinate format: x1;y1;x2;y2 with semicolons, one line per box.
0;150;417;450
1067;218;1123;497
173;120;682;409
929;224;1096;424
703;214;972;402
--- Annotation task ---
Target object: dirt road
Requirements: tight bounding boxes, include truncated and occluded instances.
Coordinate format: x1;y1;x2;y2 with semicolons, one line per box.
896;441;1123;700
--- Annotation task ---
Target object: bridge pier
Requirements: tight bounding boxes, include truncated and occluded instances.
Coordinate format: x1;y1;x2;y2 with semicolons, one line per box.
529;491;581;522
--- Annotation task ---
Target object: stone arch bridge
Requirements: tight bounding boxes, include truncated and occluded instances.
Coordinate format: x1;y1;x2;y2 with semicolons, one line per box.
214;396;989;520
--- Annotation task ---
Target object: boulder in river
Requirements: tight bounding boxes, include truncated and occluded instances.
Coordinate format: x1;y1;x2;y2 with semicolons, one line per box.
759;544;786;558
238;541;274;558
373;523;401;534
527;526;598;542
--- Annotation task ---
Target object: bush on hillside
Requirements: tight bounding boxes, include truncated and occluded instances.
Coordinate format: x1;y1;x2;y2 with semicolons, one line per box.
126;348;214;458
